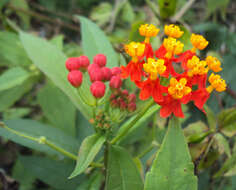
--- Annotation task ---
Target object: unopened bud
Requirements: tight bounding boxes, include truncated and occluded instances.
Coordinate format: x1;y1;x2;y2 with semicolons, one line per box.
119;100;127;110
93;54;107;67
90;81;106;98
89;68;104;82
65;57;80;71
110;99;118;107
67;70;83;87
122;90;129;97
101;67;112;81
128;93;136;103
78;55;90;71
111;67;121;76
109;76;122;90
128;103;136;112
88;63;100;74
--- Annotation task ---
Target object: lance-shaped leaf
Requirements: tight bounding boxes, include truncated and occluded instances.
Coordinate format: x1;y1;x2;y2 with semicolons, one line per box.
0;67;30;91
105;145;143;190
69;134;105;178
144;117;198;190
19;31;92;119
76;16;118;68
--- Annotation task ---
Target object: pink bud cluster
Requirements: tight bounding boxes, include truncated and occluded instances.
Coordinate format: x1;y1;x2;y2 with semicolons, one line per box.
66;54;124;99
66;56;90;87
110;89;137;112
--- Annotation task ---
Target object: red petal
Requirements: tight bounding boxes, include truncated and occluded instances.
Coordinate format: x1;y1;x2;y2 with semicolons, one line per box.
173;100;184;118
155;45;166;59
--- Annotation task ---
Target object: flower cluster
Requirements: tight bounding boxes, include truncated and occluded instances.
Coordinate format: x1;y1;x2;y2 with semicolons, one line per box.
89;111;111;130
66;54;124;99
121;24;226;118
110;89;137;112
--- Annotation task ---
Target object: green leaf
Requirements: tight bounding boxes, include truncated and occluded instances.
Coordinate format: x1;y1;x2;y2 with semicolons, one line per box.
214;153;236;178
121;2;135;23
19;31;92;119
117;104;160;144
12;160;36;190
90;2;112;27
10;0;30;29
0;119;79;156
184;121;211;143
144;117;197;190
77;172;104;190
37;82;76;136
204;105;217;131
214;133;231;158
69;134;105;178
0;67;30;91
3;107;31;120
158;0;177;19
50;35;64;50
105;145;143;190
0;32;31;67
77;16;118;68
206;0;229;18
19;156;84;190
0;79;33;112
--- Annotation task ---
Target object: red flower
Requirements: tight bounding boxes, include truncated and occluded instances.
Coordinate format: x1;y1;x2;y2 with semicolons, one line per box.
158;95;184;118
191;88;210;111
121;60;144;82
136;78;164;102
175;50;195;70
155;45;166;59
143;43;154;59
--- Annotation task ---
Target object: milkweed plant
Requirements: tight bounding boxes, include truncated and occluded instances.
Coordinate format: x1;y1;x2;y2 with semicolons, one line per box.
0;22;227;190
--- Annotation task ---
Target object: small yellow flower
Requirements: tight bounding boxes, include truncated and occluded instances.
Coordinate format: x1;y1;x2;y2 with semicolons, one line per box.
190;33;208;52
164;24;184;38
168;78;191;99
163;37;184;58
143;58;166;80
206;73;226;93
139;24;160;43
206;56;222;72
124;42;145;62
187;56;208;76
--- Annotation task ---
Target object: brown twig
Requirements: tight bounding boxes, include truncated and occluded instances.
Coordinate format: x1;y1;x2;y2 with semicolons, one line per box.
30;2;74;21
226;87;236;100
171;0;196;22
7;5;80;32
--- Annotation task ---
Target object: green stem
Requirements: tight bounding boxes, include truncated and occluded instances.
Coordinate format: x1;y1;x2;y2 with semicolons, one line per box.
136;141;159;159
145;0;161;19
0;122;102;167
111;99;155;144
77;88;95;107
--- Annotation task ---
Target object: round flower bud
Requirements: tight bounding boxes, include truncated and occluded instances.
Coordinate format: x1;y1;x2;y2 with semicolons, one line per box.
93;54;107;67
122;90;129;97
119;100;127;110
65;57;80;71
78;55;90;71
110;99;118;108
90;81;106;98
128;103;137;112
109;76;122;90
111;67;121;76
89;67;104;82
101;67;112;81
67;70;83;87
128;93;136;103
88;63;100;74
